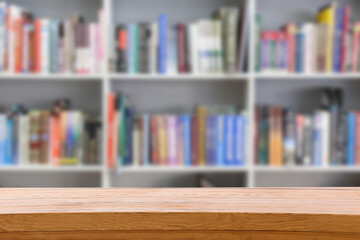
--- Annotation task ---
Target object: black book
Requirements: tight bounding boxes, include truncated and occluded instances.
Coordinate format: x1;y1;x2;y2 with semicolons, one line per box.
138;23;151;73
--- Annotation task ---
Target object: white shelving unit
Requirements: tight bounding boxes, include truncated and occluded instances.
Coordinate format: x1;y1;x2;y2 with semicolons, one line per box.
2;0;360;187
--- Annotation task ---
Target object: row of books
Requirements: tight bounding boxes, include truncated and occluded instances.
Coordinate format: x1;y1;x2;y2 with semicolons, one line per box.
113;2;249;74
255;88;360;166
0;2;105;74
256;2;358;73
0;100;102;166
107;93;247;167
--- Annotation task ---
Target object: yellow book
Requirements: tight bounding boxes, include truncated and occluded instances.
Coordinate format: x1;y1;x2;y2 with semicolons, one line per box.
196;106;207;166
158;116;167;165
315;2;336;72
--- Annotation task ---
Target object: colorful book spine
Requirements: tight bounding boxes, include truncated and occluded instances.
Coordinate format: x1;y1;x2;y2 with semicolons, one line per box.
340;7;350;72
333;7;344;72
158;14;167;74
235;115;245;166
167;116;177;165
183;115;191;166
107;93;115;168
0;115;6;165
142;115;150;166
347;112;356;166
224;115;234;166
216;115;224;166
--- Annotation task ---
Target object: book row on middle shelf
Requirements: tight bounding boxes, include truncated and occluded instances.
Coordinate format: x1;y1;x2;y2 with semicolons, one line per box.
107;93;247;168
112;2;250;75
256;2;360;74
255;86;360;167
0;99;102;167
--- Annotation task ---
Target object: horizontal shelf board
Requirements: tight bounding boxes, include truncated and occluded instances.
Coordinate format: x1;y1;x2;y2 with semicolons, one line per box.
0;74;103;80
256;73;360;80
114;166;248;173
0;165;103;172
255;166;360;172
110;73;249;81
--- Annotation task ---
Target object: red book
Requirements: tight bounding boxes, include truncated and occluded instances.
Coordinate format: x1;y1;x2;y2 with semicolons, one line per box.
281;23;296;72
340;6;350;72
34;19;41;73
50;116;61;166
150;116;159;165
107;93;115;168
14;17;23;73
176;23;187;73
355;112;360;166
190;116;198;166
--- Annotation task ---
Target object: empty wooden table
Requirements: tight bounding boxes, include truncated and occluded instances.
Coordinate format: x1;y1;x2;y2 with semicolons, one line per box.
0;188;359;239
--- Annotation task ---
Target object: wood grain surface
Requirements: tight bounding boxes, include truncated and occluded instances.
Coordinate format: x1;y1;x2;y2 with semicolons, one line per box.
0;188;359;239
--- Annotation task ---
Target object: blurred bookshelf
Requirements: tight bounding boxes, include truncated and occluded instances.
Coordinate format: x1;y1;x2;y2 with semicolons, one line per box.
1;0;360;188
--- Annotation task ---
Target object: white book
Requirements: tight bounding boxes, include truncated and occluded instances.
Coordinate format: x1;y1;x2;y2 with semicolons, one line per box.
0;2;7;72
19;115;29;165
213;20;223;73
302;23;317;73
150;22;158;74
8;5;22;73
132;124;140;167
189;23;199;74
198;20;211;73
319;110;330;166
40;19;50;74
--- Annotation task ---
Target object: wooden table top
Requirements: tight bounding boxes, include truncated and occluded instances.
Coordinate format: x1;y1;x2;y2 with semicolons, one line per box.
0;188;359;234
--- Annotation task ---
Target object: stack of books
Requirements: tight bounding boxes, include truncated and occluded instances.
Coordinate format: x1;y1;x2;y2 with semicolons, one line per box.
256;2;359;73
255;87;360;167
107;93;247;168
113;1;249;75
0;100;102;166
0;2;104;74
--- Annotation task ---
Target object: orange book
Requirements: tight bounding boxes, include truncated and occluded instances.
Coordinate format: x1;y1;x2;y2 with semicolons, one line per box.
275;107;283;166
107;94;115;168
50;116;61;166
196;106;207;166
14;17;23;73
34;19;41;73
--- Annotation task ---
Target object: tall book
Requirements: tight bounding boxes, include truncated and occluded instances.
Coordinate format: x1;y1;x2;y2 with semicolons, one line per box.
158;14;167;74
316;2;337;72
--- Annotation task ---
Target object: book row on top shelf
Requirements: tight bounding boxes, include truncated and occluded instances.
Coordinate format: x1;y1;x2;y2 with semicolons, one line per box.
256;1;360;75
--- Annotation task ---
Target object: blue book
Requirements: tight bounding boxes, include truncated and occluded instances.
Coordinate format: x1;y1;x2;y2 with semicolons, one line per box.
183;115;191;167
142;115;150;166
333;7;344;72
206;116;216;166
158;14;167;74
224;115;235;166
49;21;59;73
234;115;246;166
124;108;133;166
5;118;13;165
313;114;322;166
127;25;133;74
216;116;224;166
295;31;304;73
0;115;6;165
347;112;356;166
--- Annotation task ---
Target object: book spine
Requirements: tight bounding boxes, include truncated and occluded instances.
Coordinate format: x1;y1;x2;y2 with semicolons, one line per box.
176;116;184;166
295;30;304;73
157;116;167;165
125;108;133;166
347;112;355;166
150;116;159;165
340;7;350;72
295;114;304;165
116;25;127;73
132;119;140;166
235;115;245;166
40;19;50;74
167;116;177;165
303;116;313;165
320;111;330;166
224;115;234;166
183;115;191;167
190;23;199;74
142;115;150;166
158;14;167;74
355;112;360;165
107;93;115;168
206;116;212;165
216;115;224;166
0;3;6;72
333;7;344;72
257;107;268;165
226;9;239;72
0;115;6;165
177;23;186;73
149;22;157;74
139;23;149;73
352;23;360;72
126;25;133;74
313;113;322;166
5;118;13;165
197;107;206;166
190;116;198;166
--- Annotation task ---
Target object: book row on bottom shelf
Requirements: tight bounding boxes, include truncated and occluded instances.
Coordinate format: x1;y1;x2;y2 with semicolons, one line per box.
256;2;357;74
113;1;249;75
0;99;102;166
255;87;360;167
107;93;247;168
